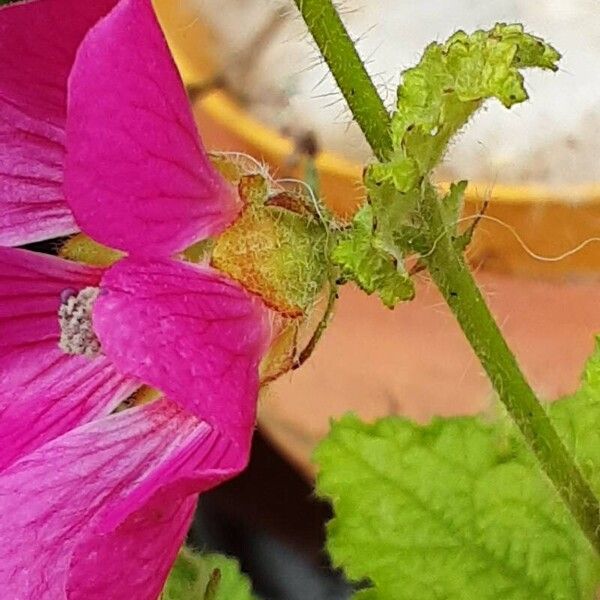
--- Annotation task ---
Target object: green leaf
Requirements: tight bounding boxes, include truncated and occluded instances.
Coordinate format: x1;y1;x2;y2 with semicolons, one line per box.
390;23;561;175
372;24;559;248
340;25;559;309
315;340;600;600
550;336;600;494
162;548;258;600
331;203;414;308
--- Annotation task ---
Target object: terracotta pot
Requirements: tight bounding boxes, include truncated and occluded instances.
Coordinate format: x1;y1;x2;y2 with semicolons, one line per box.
156;1;600;478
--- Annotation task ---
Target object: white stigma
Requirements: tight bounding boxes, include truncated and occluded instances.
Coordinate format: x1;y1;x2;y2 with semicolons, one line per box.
58;287;101;358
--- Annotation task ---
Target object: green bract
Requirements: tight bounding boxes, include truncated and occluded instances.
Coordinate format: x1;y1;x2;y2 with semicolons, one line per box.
315;341;600;599
210;173;329;318
333;24;560;308
331;203;414;308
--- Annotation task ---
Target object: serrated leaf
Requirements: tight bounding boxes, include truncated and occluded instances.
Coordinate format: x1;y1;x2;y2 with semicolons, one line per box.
390;23;561;175
331;204;414;308
345;25;559;309
550;337;600;493
162;548;258;600
376;24;558;256
315;406;600;599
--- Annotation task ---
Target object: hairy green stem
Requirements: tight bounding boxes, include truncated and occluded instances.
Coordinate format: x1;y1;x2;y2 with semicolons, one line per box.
293;0;600;554
421;199;600;554
292;0;392;160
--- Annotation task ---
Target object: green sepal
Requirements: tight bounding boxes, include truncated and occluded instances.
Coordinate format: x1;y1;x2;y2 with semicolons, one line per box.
210;173;329;317
59;234;123;267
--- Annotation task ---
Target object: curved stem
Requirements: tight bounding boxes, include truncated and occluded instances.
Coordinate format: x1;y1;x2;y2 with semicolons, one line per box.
293;0;600;554
293;280;337;370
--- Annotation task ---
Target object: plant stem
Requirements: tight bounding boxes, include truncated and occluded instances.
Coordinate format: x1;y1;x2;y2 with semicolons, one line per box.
291;0;392;161
293;0;600;554
421;198;600;554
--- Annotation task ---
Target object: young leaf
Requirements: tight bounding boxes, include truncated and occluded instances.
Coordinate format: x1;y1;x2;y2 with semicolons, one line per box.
340;25;559;310
370;24;560;234
331;204;414;308
316;341;600;599
162;548;258;600
389;23;561;177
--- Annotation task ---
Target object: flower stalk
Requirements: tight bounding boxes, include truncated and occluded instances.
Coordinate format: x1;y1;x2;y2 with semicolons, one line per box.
293;0;600;554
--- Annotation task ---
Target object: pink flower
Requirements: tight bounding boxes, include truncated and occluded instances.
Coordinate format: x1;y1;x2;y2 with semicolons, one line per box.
0;0;273;597
0;0;237;248
0;0;114;245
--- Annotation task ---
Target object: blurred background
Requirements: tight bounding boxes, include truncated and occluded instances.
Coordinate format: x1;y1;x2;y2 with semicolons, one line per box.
191;0;600;185
149;1;600;597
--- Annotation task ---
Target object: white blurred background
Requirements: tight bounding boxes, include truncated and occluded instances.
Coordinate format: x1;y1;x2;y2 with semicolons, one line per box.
191;0;600;185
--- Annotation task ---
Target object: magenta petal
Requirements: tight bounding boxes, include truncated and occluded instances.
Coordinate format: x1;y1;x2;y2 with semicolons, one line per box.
0;0;118;245
0;247;102;381
94;258;271;444
0;400;245;599
64;0;239;257
0;248;136;469
0;355;137;472
68;492;197;600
